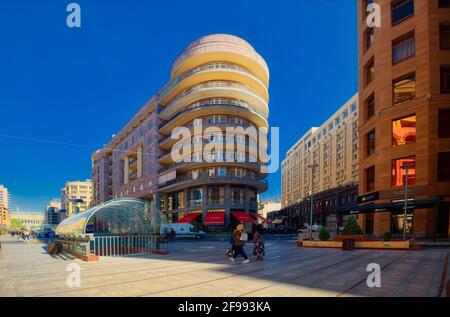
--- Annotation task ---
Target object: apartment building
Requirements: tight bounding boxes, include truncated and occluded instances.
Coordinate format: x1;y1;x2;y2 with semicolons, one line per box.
282;94;359;208
357;0;450;237
0;204;10;230
61;180;92;217
0;185;10;211
92;34;269;231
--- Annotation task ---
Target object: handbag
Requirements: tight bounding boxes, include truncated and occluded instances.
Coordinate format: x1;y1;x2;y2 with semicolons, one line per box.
240;232;248;242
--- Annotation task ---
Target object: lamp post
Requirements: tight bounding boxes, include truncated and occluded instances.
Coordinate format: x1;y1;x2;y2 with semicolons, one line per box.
307;163;318;240
400;163;415;241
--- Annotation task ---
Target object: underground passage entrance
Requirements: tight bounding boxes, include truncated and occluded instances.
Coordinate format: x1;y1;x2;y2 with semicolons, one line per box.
55;198;167;256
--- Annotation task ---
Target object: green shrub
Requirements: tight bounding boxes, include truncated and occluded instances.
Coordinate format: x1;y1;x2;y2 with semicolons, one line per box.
319;227;330;241
383;232;392;241
342;216;364;235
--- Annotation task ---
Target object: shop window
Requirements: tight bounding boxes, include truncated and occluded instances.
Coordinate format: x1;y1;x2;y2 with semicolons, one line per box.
392;115;416;146
437;152;450;182
393;73;415;104
391;157;416;187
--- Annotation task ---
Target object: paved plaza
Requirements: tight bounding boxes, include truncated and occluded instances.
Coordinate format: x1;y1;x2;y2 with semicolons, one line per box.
0;235;449;297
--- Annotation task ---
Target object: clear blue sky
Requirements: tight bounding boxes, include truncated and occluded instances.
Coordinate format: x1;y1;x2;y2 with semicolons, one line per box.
0;0;357;211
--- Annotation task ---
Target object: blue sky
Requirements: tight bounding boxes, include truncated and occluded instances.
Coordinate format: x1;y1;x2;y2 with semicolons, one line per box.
0;0;357;211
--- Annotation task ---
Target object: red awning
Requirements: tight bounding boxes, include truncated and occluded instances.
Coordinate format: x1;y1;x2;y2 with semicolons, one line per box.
204;212;225;225
177;212;201;223
254;214;272;224
232;212;256;224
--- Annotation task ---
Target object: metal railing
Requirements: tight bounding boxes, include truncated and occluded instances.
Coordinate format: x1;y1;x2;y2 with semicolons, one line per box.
159;99;266;130
93;235;156;256
160;81;267;119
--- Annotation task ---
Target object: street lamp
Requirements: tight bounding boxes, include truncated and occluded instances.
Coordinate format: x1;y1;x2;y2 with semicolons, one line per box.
307;163;318;240
400;163;415;241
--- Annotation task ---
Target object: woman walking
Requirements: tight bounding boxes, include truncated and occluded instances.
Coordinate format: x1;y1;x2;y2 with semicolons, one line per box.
253;225;265;261
230;224;250;263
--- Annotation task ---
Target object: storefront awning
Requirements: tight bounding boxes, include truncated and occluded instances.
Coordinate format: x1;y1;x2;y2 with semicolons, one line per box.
231;212;256;224
254;214;272;224
177;212;202;224
204;212;225;225
337;198;440;215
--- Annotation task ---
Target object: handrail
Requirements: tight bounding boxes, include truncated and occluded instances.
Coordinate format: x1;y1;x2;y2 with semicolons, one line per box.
159;174;268;188
159;100;266;130
160;80;267;118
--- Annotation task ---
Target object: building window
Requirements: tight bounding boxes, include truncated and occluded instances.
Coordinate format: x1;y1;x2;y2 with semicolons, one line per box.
393;73;416;104
365;59;375;86
366;28;375;51
437;152;450;182
366;93;375;120
392;115;416;146
392;34;415;64
187;188;203;207
441;66;450;93
439;0;450;8
366;130;376;156
366;166;376;192
392;0;414;25
207;186;224;205
391;157;416;187
438;109;450;138
440;24;450;50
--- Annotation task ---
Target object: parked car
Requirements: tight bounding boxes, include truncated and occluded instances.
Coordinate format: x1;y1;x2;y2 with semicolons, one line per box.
297;224;323;233
160;223;206;239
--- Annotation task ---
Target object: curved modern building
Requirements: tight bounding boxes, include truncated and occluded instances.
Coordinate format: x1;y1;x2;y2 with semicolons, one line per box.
92;34;270;232
158;34;269;231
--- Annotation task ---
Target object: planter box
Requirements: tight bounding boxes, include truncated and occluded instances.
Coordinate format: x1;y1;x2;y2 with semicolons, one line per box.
298;240;410;250
301;241;342;248
355;241;409;250
152;249;169;255
333;235;365;242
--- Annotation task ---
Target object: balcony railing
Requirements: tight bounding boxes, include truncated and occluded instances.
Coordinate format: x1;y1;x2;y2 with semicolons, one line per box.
159;98;266;130
159;173;268;188
158;153;261;173
159;118;252;144
160;81;267;118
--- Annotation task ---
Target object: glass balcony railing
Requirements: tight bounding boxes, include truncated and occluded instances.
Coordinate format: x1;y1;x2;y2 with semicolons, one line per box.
160;81;267;118
159;98;266;130
158;62;267;98
159;173;268;188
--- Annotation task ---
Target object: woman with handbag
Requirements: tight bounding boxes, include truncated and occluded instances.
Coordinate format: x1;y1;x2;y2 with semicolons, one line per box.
230;224;250;263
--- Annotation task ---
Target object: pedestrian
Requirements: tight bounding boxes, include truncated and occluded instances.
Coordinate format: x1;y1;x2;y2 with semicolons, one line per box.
253;225;265;261
230;224;250;263
170;228;176;241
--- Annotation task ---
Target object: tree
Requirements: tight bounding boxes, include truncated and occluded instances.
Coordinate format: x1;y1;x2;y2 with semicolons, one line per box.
319;227;330;241
10;219;22;229
342;216;364;235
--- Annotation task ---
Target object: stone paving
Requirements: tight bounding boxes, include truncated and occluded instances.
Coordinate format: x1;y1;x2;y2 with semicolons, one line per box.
0;235;449;297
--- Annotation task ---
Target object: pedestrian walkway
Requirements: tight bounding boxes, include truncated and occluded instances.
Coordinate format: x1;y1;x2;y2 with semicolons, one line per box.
0;235;448;297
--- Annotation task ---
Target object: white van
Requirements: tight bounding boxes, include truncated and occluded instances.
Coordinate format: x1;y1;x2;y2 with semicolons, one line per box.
160;223;206;239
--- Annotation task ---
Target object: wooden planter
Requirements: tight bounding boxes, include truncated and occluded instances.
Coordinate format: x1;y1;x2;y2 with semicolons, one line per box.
333;235;365;242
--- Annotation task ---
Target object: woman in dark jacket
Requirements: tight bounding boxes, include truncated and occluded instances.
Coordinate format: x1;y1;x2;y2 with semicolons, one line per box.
230;224;250;263
253;225;265;261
